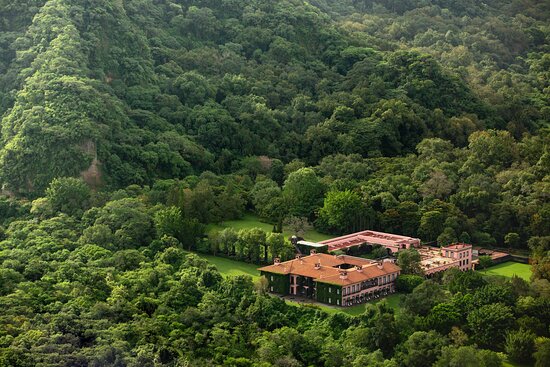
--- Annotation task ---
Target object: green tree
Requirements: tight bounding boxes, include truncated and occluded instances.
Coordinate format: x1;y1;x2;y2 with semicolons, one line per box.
45;177;91;217
154;206;184;240
534;337;550;367
399;331;448;367
477;255;493;270
435;346;501;367
397;249;423;275
282;168;325;219
266;233;285;261
419;211;446;242
505;329;536;364
395;275;424;293
317;190;366;234
251;179;282;220
467;303;514;348
403;280;447;316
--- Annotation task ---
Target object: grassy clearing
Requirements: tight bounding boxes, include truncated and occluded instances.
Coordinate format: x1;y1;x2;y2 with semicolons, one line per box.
183;249;261;279
480;261;532;281
286;293;402;316
503;358;527;367
191;252;261;280
207;213;332;242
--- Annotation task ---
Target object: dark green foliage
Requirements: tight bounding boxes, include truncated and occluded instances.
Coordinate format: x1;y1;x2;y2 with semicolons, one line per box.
398;330;448;367
395;275;424;293
445;269;487;294
505;329;536;364
467;303;515;348
0;0;548;365
397;249;422;275
403;280;447;316
2;0;545;197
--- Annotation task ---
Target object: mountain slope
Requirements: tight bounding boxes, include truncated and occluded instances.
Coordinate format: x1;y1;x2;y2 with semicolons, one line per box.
0;0;546;195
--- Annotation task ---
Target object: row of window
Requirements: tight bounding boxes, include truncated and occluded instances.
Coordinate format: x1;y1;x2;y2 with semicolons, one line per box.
342;273;397;296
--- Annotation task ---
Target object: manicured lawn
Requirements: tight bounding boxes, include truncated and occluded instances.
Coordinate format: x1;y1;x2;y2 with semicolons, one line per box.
374;293;402;311
207;213;332;242
285;300;368;316
186;251;262;280
480;261;532;281
503;358;526;367
285;293;402;316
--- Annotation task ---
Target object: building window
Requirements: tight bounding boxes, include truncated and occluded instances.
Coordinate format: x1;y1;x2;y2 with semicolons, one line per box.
337;299;340;306
337;289;340;294
270;276;273;281
343;288;346;296
329;287;332;293
270;286;273;292
328;298;331;304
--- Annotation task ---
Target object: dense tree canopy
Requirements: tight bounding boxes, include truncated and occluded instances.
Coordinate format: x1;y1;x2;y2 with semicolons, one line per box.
0;0;549;365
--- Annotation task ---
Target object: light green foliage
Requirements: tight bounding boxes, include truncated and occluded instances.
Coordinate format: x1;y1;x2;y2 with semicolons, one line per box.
283;168;325;219
45;177;90;217
435;346;501;367
478;255;493;270
317;190;366;234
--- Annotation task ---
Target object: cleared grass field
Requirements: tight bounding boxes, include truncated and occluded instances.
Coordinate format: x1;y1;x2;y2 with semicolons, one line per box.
194;252;261;279
480;261;532;281
207;213;332;242
286;293;402;316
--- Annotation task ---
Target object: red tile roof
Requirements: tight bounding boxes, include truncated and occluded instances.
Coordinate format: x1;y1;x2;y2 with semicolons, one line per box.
259;253;400;285
318;262;400;286
319;230;421;251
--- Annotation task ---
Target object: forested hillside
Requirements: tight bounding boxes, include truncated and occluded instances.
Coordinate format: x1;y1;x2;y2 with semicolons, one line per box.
1;0;547;194
0;0;549;366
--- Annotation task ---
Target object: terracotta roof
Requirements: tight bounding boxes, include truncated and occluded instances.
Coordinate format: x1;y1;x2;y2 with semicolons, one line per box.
317;262;401;286
319;230;421;251
259;254;400;285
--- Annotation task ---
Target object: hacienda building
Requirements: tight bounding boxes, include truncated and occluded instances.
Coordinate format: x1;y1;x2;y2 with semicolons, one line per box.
259;252;400;307
319;230;473;276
